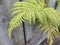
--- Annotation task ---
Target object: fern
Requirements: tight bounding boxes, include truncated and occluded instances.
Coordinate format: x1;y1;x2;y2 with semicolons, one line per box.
8;0;60;45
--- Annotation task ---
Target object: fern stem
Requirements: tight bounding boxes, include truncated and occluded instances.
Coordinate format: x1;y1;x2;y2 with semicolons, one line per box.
19;0;27;43
22;22;27;43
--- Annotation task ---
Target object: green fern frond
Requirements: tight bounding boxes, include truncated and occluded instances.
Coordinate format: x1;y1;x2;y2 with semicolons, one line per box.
45;25;59;45
8;0;60;45
8;13;24;38
44;8;59;27
38;8;60;45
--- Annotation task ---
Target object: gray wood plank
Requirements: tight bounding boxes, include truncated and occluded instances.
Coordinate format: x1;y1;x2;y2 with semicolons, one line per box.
0;1;14;45
48;0;56;8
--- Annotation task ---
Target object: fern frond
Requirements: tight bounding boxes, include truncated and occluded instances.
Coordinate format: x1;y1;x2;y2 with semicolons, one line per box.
27;0;45;4
8;0;60;45
40;23;59;45
36;11;45;24
44;8;60;27
8;13;24;38
38;8;60;45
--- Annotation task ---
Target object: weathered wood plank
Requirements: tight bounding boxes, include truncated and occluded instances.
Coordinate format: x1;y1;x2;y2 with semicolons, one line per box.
0;0;25;45
0;1;14;45
48;0;56;8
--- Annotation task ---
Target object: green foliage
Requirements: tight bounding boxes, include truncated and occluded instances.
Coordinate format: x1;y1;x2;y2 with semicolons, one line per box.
8;0;60;45
57;0;60;6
